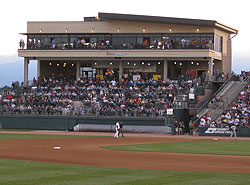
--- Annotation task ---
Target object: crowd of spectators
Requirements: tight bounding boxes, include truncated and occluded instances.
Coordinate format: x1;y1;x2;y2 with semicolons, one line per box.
0;76;202;117
21;37;213;51
199;83;250;128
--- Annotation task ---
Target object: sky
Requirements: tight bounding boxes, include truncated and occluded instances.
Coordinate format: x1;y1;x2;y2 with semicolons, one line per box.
0;0;249;70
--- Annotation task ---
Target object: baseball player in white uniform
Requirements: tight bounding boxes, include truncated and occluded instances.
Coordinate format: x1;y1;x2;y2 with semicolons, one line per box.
114;121;120;138
230;124;237;140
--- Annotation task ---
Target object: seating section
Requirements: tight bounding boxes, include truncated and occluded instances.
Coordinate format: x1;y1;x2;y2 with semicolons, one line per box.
0;77;201;117
200;83;250;128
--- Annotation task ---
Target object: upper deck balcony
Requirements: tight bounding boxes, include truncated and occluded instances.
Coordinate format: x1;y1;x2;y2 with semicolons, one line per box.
18;32;222;60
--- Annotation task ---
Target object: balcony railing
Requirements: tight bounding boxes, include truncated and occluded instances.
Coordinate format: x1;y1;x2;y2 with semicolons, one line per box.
19;41;214;51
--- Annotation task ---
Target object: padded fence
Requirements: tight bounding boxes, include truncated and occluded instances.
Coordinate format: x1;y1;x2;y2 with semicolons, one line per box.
74;124;172;134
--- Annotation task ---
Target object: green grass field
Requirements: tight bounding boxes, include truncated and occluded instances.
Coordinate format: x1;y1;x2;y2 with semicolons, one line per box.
103;140;250;156
0;133;103;140
0;158;250;185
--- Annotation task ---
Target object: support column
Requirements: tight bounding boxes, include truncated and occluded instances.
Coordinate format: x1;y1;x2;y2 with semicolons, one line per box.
76;61;80;81
163;60;168;80
37;60;40;78
100;69;103;75
209;58;214;81
119;61;123;80
24;57;29;86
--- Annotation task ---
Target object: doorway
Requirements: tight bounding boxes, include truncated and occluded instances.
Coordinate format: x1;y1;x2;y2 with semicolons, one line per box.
80;67;96;80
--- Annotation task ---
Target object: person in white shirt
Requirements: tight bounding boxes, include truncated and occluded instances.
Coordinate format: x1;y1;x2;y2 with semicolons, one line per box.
200;118;206;127
114;121;120;138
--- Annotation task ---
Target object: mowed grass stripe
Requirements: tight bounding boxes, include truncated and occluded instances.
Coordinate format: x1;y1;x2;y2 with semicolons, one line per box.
0;133;103;140
0;159;250;185
103;140;250;156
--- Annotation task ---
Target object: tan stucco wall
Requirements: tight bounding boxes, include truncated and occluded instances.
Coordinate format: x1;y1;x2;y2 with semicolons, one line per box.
214;28;232;74
27;20;214;34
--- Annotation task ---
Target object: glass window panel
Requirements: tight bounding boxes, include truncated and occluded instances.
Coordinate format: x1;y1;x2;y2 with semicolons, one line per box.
137;37;143;44
55;38;61;43
117;34;124;37
124;34;131;37
90;37;97;43
98;35;105;41
62;38;68;43
44;38;50;44
124;37;130;44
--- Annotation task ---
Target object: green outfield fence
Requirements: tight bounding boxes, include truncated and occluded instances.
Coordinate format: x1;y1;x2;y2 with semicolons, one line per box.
0;109;189;131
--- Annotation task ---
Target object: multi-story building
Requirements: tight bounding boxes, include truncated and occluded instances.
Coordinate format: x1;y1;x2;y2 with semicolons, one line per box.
18;12;238;84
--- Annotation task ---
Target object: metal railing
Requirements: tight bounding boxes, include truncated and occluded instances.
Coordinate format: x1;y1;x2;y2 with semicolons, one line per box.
196;74;235;117
209;76;249;122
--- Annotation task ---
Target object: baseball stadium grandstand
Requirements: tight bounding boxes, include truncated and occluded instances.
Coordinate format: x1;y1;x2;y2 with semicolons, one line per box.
1;12;249;136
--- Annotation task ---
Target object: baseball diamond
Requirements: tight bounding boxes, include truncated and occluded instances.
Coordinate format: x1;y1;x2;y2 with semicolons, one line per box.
0;131;250;174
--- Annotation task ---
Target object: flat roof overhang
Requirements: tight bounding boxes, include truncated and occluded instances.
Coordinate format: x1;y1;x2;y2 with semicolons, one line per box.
18;49;222;61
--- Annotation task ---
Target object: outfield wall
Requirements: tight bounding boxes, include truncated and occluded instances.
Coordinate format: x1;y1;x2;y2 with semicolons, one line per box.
0;109;189;133
199;127;250;137
0;115;168;131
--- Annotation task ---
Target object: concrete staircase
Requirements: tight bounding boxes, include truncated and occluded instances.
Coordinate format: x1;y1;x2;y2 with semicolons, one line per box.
196;75;249;122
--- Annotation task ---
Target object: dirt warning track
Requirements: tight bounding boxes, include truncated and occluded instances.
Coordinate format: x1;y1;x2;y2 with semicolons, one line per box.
0;134;250;174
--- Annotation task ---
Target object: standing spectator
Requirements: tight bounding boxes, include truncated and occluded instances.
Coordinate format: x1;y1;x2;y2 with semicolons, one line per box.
178;121;183;135
19;39;25;49
180;121;185;135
